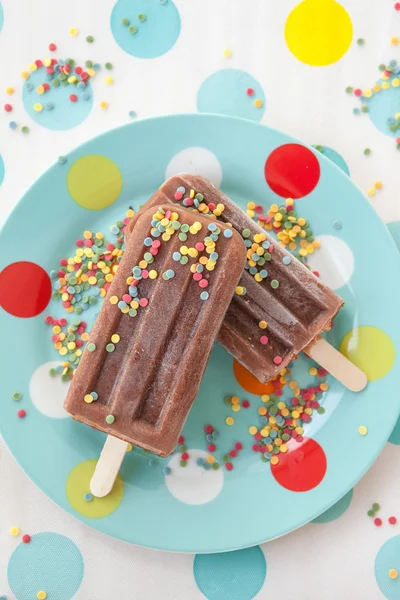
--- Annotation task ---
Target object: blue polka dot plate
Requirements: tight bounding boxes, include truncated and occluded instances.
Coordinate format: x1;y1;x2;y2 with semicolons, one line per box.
0;114;399;553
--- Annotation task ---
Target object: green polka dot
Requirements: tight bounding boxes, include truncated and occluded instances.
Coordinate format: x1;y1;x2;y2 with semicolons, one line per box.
339;326;395;382
66;459;124;518
67;155;123;210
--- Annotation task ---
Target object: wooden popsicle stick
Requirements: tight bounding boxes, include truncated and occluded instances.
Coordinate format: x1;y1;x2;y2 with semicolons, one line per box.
305;337;367;393
90;435;129;498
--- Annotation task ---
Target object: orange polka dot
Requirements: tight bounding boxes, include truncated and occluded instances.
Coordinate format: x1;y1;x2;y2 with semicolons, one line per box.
233;360;277;395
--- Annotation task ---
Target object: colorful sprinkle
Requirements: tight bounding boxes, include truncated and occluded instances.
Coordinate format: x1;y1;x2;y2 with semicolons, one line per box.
105;414;115;424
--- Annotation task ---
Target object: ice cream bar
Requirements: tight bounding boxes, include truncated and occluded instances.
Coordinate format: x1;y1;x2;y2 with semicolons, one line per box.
126;175;344;383
64;204;246;457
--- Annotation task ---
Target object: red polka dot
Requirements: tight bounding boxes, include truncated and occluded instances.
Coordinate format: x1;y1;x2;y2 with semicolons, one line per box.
264;144;320;198
271;437;327;492
0;261;52;318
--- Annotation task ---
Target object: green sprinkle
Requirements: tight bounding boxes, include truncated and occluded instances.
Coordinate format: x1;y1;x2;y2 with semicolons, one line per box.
49;368;57;377
105;414;115;424
271;279;279;289
314;144;323;152
87;343;96;352
105;62;113;70
106;343;115;352
12;392;22;401
128;25;138;35
52;79;60;88
224;396;232;405
21;126;30;134
242;228;251;238
361;105;369;113
357;38;365;46
85;60;93;68
372;503;380;512
138;13;147;22
212;462;220;470
367;509;375;517
121;17;130;26
179;460;187;467
86;35;94;43
179;444;187;453
345;86;353;94
222;454;229;462
363;147;371;156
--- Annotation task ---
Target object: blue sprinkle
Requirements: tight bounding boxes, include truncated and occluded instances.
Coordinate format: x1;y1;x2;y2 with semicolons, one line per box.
206;434;213;442
177;186;185;194
353;107;360;115
57;155;67;165
210;252;218;260
210;234;218;241
211;430;218;439
144;237;153;246
282;255;291;265
208;222;217;231
54;281;61;290
263;452;272;459
223;229;233;238
196;458;205;466
50;269;58;279
83;492;93;502
163;466;172;476
26;82;34;91
58;59;65;65
200;291;209;301
252;253;259;261
152;229;161;237
260;269;268;278
149;458;158;467
75;294;82;301
67;286;75;294
77;81;86;89
90;391;98;400
172;252;181;261
110;225;119;234
196;264;204;273
118;301;127;309
46;103;54;111
129;110;137;118
9;120;17;130
263;437;272;445
46;73;54;80
333;220;342;230
262;241;270;249
129;285;138;296
82;92;91;101
93;287;100;296
203;462;211;471
93;63;101;70
270;430;278;439
244;239;252;248
259;416;268;424
249;267;257;275
166;269;175;279
56;365;63;373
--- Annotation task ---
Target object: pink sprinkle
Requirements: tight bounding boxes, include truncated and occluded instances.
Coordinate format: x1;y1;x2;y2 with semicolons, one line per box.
260;335;269;345
152;240;161;248
273;356;282;365
139;298;148;307
254;433;262;441
35;59;43;68
165;210;172;219
17;409;26;418
122;294;132;303
195;242;205;251
75;66;82;75
318;368;327;377
174;191;183;200
255;205;263;213
59;318;67;326
69;94;78;102
106;243;115;251
104;283;111;291
45;315;53;325
84;239;93;247
49;43;57;52
62;301;70;308
252;444;260;452
208;203;216;211
269;245;274;253
225;462;233;471
193;273;202;282
75;340;83;348
81;72;89;81
22;534;31;543
301;414;311;423
389;516;397;525
141;270;149;279
374;518;382;527
247;88;255;96
149;247;158;256
185;198;194;207
208;443;216;452
76;239;84;247
51;335;59;342
242;400;250;408
199;279;208;288
123;217;130;225
60;259;68;266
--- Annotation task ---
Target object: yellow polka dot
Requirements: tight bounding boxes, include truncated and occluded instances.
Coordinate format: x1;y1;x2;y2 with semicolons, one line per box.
285;0;353;66
225;417;234;426
339;326;395;381
67;155;122;210
389;569;398;579
37;592;47;600
249;426;258;435
66;460;124;518
10;526;20;536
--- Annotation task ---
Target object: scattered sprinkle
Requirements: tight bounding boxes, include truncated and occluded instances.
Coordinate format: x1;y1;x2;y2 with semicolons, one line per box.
225;417;234;426
389;516;397;525
17;409;26;418
389;569;398;579
9;527;20;536
363;147;371;156
22;534;31;543
37;592;47;600
12;392;22;401
86;35;94;43
57;156;67;165
374;517;383;527
223;48;232;58
105;414;115;424
100;101;109;109
358;425;368;435
68;27;78;36
83;492;93;502
357;38;365;46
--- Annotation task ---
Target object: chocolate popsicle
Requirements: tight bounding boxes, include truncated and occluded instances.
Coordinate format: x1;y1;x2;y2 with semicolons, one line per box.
126;175;345;383
64;204;246;457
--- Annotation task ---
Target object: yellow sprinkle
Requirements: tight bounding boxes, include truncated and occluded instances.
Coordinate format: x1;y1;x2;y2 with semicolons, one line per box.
84;394;94;404
126;444;133;452
372;83;381;92
111;334;120;344
309;367;317;376
43;58;52;67
36;85;45;95
382;81;390;90
364;89;373;98
207;455;216;464
226;417;234;426
110;296;119;305
391;37;399;46
68;27;79;36
249;426;258;435
280;444;288;453
100;101;109;110
392;78;400;88
389;569;398;579
37;592;47;600
320;383;329;391
258;407;267;416
232;404;241;412
231;395;239;405
34;103;43;112
270;456;279;466
105;76;114;85
259;320;267;329
149;270;158;279
367;187;376;197
254;98;263;108
261;394;270;403
223;48;232;58
235;286;244;295
375;181;383;190
10;526;20;536
21;71;30;79
87;68;96;77
6;86;14;95
358;425;368;436
260;427;269;437
29;63;37;72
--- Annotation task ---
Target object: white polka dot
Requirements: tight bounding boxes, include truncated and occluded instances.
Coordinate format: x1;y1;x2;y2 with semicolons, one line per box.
306;235;354;290
165;449;224;505
165;147;223;187
30;361;70;418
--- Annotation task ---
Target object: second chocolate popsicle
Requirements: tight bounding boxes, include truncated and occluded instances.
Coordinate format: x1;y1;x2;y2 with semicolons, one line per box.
126;175;345;383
